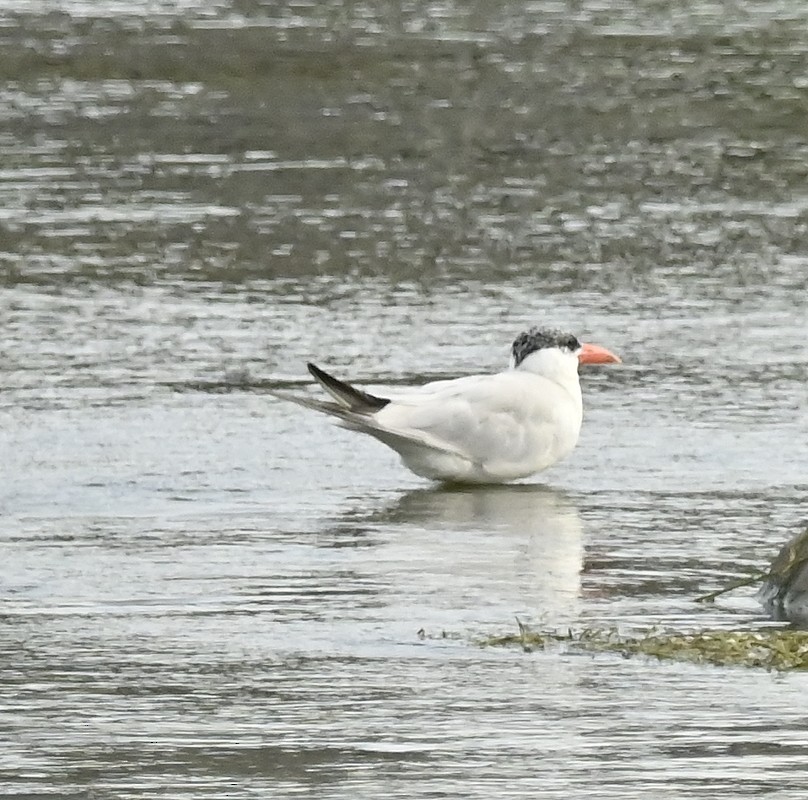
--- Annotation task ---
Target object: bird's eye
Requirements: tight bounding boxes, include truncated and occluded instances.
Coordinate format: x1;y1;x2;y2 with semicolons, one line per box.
565;336;580;350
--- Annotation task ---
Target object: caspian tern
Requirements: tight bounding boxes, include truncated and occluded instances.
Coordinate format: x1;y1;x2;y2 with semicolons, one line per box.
272;326;621;484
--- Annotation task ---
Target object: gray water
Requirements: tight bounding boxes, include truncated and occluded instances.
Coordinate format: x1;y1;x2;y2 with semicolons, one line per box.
2;1;808;798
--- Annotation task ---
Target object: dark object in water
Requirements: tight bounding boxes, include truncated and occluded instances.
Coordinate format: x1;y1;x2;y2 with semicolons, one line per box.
758;525;808;626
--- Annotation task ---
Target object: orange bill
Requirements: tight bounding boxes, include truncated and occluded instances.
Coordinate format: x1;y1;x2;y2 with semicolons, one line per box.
578;342;621;365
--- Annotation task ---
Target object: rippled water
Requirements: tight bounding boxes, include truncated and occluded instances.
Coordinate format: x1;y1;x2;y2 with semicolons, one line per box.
2;1;808;798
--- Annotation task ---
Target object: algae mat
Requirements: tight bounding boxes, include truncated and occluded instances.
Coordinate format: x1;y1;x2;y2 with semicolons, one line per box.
481;625;808;671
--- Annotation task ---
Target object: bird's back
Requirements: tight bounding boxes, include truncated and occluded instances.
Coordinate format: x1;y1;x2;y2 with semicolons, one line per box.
373;370;583;482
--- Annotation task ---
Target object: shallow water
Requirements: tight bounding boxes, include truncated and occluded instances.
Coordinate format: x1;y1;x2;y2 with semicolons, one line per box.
2;1;808;798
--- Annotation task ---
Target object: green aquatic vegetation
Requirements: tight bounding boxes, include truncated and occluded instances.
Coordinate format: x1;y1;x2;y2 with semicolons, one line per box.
476;530;808;670
479;622;808;671
599;629;808;670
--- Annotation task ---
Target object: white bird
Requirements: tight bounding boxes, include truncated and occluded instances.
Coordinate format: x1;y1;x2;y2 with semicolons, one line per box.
272;326;621;484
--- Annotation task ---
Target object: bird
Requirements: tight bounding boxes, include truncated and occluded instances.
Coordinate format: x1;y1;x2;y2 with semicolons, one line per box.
271;326;621;484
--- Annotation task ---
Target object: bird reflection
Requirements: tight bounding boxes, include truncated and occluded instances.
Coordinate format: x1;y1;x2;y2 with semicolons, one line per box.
369;484;585;628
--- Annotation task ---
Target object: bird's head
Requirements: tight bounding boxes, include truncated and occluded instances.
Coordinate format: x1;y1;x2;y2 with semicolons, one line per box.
510;326;621;378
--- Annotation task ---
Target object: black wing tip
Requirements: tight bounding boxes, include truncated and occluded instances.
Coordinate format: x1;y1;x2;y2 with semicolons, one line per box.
305;362;389;412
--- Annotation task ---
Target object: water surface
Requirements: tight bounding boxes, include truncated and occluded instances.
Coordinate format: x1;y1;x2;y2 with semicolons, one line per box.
1;1;807;798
